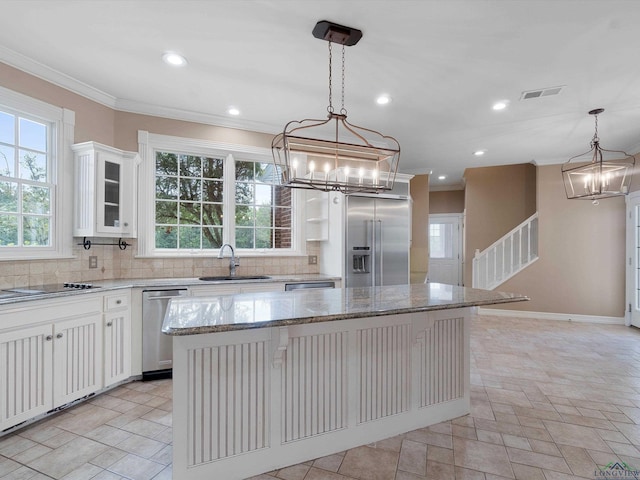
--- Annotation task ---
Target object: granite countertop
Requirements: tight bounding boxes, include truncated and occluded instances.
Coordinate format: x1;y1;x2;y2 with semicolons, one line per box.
162;283;529;335
0;274;340;306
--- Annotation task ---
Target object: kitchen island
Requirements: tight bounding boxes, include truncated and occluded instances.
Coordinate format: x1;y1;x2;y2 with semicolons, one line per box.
163;283;528;480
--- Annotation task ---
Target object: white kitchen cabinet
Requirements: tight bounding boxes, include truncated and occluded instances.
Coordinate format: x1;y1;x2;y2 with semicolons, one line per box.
0;324;54;428
53;313;103;407
305;190;329;241
103;291;131;387
0;292;126;431
72;141;140;238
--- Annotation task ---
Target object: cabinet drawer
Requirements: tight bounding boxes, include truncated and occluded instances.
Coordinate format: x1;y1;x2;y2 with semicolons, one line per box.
104;293;129;311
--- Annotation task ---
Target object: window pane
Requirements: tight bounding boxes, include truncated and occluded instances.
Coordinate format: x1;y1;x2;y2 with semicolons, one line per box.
22;185;50;214
235;181;253;204
202;203;222;226
156;226;177;249
255;183;272;206
429;223;453;259
256;228;272;248
256;206;272;228
236;227;254;249
0;214;18;246
202;179;223;202
23;215;50;246
179;202;201;225
156;201;177;224
235;161;254;181
180;178;201;201
202;157;223;179
0;181;18;212
236;205;254;226
19;118;46;152
202;226;222;249
0;145;15;177
156;152;178;175
179;155;201;177
0;112;14;144
179;226;201;248
156;176;178;199
19;150;47;182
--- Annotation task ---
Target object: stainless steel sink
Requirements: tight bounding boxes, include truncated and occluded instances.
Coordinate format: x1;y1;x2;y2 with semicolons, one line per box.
198;275;271;281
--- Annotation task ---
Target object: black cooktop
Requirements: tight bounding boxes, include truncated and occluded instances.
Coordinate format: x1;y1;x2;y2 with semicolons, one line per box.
0;283;100;299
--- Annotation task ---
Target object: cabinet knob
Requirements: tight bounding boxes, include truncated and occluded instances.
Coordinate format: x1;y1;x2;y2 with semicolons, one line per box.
56;333;64;339
45;335;53;341
106;321;113;327
116;300;122;305
123;222;129;227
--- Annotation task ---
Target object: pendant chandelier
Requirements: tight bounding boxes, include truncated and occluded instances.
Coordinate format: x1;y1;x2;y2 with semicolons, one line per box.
561;108;635;203
271;20;400;194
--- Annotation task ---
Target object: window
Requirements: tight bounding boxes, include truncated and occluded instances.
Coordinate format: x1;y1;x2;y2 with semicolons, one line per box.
0;86;74;260
139;132;298;256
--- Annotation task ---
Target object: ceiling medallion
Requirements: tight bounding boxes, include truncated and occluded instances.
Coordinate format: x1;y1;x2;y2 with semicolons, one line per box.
271;20;400;194
561;108;635;204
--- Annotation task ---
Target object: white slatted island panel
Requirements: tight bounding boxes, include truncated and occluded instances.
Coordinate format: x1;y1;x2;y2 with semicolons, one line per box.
166;284;528;480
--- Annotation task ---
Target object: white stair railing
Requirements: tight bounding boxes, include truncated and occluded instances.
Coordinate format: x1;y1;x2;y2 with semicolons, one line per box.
472;212;539;290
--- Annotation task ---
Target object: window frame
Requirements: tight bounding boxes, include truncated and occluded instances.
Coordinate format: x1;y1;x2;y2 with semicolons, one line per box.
0;86;74;260
137;131;303;258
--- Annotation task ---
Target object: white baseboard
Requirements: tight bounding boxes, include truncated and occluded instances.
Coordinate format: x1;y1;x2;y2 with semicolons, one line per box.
477;307;625;325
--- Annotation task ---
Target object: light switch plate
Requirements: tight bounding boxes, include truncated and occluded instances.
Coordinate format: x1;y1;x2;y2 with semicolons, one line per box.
89;256;98;269
308;255;318;265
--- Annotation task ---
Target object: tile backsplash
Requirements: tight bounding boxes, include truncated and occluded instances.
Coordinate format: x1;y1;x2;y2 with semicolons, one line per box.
0;240;322;289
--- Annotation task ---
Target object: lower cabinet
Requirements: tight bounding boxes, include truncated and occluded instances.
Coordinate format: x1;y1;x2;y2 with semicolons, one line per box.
53;313;103;407
0;291;131;431
103;292;131;387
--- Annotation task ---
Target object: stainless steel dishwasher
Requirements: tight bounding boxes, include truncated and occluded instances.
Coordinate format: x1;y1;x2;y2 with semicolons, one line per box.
284;281;335;291
142;288;188;380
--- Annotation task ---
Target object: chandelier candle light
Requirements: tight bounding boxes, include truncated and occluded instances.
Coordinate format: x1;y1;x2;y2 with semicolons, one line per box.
271;20;401;194
561;108;635;204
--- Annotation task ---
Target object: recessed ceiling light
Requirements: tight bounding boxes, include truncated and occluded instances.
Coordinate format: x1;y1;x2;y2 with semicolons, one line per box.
474;150;486;156
438;175;446;180
228;107;240;116
162;52;187;67
492;101;508;111
376;95;391;105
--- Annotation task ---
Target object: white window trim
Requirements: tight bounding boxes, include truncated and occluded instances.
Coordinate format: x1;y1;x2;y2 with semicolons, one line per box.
137;131;304;258
0;86;74;260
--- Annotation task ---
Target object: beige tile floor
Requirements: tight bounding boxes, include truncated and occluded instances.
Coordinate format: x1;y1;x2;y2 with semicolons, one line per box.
2;315;640;479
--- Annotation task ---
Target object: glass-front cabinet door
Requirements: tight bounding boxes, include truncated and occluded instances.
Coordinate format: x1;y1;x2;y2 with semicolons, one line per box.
72;141;139;239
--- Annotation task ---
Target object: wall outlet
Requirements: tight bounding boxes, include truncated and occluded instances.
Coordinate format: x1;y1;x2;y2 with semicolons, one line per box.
89;256;98;269
308;255;318;265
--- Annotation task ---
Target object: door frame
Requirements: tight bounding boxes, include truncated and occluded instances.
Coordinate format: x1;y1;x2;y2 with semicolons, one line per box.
428;213;464;286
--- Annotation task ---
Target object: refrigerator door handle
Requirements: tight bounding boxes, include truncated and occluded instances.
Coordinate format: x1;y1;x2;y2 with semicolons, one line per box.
375;219;383;286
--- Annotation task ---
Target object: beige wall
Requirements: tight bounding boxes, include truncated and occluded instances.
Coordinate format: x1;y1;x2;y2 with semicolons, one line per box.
0;62;319;289
463;163;537;286
410;175;429;283
496;165;626;317
429;190;465;214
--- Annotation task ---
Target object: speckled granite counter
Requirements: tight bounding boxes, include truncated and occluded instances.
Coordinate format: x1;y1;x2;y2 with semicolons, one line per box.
162;282;528;335
168;282;527;480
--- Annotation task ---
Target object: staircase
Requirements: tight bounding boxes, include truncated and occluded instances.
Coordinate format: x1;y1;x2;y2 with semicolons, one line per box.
472;212;539;290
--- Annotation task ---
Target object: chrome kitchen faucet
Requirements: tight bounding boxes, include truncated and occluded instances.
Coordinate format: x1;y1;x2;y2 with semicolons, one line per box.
218;243;239;277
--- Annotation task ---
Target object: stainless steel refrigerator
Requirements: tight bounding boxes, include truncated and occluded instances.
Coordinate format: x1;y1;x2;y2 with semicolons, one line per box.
345;195;410;288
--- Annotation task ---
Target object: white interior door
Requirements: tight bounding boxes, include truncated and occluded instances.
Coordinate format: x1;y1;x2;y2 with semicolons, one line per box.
428;214;463;286
626;193;640;327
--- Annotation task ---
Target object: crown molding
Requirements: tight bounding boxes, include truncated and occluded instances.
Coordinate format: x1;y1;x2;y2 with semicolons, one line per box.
0;45;117;108
114;98;280;135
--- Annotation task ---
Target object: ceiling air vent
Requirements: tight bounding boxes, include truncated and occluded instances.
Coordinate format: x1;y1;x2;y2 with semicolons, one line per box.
520;85;564;100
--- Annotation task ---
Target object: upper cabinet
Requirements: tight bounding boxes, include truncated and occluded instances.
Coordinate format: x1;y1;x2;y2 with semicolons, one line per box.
72;142;140;238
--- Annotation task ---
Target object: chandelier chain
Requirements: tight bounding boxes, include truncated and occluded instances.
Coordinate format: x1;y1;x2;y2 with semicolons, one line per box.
327;42;334;114
592;113;599;145
341;44;347;115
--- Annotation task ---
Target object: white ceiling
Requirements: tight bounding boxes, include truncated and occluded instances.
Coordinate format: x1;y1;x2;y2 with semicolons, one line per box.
1;0;640;187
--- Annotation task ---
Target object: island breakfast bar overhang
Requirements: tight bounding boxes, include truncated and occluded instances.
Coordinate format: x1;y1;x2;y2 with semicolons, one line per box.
163;283;528;480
